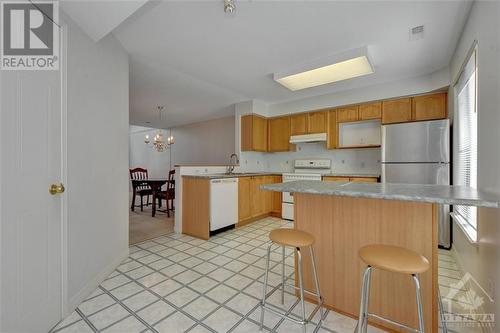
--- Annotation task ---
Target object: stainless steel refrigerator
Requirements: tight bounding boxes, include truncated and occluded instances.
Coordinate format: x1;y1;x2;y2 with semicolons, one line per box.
381;119;451;247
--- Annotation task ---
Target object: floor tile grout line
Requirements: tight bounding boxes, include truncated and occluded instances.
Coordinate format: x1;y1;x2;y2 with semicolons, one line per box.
74;307;100;333
61;219;308;333
96;285;161;332
123;240;297;332
127;219;295;332
116;262;218;333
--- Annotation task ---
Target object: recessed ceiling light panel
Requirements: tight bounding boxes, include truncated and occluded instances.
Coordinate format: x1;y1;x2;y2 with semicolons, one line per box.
274;46;374;91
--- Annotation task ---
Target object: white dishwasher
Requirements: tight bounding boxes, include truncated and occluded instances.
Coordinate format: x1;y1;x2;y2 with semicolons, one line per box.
210;178;238;232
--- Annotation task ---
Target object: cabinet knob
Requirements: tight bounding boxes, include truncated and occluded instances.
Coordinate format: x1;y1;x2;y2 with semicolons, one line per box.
49;183;65;195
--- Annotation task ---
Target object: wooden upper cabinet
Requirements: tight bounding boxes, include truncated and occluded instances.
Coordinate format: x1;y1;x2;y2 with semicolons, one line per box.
307;111;327;133
268;116;290;152
412;93;447;121
336;106;359;123
238;177;251;221
290;114;308;136
359;102;382;120
327;110;337;149
241;114;268;152
382;98;412;124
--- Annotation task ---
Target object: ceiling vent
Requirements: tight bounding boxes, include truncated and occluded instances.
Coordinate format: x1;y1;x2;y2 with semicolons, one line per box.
409;25;424;41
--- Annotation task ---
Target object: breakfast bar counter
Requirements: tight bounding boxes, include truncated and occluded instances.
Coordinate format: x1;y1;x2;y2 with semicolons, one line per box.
261;181;499;332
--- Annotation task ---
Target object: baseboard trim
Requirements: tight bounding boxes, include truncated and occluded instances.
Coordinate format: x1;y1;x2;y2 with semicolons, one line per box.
65;248;129;314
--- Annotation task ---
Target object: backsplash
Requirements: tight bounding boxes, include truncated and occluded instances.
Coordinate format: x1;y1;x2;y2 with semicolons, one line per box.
240;143;381;174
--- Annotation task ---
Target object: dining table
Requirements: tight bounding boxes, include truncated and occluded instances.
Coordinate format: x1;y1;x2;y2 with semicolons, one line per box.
131;178;174;217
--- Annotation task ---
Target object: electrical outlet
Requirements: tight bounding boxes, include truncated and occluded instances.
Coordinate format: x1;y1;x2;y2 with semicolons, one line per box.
361;162;365;168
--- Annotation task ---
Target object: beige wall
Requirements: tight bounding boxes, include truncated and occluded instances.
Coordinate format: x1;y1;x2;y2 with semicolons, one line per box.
448;0;500;320
130;116;236;178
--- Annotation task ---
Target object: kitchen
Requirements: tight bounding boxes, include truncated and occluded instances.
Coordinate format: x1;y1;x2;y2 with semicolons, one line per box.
176;90;486;332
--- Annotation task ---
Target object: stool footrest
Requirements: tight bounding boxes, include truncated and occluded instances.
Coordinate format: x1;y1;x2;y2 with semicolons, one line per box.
283;282;322;298
368;313;421;333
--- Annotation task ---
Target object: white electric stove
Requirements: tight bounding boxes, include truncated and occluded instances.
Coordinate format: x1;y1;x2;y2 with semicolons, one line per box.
282;159;331;220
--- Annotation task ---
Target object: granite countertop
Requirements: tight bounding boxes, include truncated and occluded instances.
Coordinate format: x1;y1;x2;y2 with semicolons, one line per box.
323;173;380;178
261;180;500;208
183;172;281;179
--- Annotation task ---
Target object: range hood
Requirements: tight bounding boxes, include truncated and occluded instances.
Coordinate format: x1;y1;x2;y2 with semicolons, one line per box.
289;133;327;144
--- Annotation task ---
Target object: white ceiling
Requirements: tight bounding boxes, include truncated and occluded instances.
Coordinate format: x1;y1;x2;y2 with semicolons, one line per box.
61;0;148;42
111;0;472;128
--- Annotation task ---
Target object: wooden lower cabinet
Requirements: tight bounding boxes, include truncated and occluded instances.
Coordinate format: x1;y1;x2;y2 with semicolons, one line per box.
238;175;281;225
238;177;252;221
349;177;378;183
271;176;282;215
183;175;282;238
323;176;378;183
182;177;210;240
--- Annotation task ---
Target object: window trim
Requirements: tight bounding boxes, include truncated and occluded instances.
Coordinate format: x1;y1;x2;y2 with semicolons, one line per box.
452;41;479;244
451;212;478;245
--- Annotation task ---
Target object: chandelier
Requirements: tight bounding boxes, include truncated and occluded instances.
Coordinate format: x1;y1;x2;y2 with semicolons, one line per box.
144;106;174;152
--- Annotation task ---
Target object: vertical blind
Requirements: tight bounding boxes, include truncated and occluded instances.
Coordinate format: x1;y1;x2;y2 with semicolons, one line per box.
453;46;478;242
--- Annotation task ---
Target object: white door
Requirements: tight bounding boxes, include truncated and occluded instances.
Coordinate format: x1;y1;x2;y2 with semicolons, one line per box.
1;69;64;331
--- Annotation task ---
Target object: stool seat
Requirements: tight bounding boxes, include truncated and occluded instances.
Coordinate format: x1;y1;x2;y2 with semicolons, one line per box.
359;244;430;274
269;229;315;248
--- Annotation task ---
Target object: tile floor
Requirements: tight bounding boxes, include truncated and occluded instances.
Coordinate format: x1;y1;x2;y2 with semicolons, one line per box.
51;217;388;333
53;217;484;333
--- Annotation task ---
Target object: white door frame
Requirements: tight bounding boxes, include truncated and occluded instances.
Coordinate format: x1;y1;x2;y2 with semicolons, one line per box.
60;21;70;319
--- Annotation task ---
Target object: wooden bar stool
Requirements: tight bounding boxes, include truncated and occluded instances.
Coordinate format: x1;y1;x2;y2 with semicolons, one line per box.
260;229;324;333
356;244;431;333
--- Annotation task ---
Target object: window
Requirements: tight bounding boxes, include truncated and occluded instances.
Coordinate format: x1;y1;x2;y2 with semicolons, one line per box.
452;45;478;243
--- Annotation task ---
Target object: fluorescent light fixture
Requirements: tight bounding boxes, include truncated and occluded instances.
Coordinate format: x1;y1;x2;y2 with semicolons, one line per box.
274;46;374;91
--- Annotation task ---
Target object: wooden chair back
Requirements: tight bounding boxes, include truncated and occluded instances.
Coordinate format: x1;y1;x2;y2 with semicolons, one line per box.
130;167;149;191
167;169;175;196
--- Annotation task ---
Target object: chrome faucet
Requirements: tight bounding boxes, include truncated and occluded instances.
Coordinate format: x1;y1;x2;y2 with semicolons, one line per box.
227;153;239;174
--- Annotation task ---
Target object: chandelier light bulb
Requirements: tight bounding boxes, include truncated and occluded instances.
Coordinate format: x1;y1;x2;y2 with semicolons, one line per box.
224;0;235;13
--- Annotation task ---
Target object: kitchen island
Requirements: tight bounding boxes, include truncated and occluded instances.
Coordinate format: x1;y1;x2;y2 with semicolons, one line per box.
261;181;499;332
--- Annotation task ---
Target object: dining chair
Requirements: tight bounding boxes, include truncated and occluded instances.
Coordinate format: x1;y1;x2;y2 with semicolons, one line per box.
157;169;175;217
130;167;153;212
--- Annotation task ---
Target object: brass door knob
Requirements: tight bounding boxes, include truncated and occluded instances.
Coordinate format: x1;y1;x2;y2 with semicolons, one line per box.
49;183;65;195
